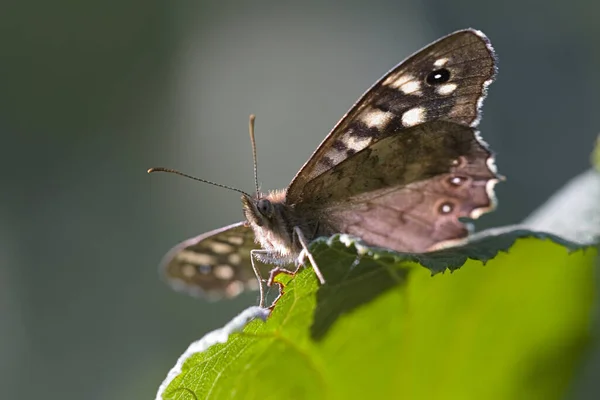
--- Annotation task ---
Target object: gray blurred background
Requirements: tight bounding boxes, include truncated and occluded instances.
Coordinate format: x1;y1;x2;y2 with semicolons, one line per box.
1;0;598;399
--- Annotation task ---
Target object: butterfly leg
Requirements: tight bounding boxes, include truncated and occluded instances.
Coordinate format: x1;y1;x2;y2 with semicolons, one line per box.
293;226;326;284
250;249;270;308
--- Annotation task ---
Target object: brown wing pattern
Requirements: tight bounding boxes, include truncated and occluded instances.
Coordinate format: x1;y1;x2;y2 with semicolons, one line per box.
298;121;499;252
287;29;496;203
161;222;272;299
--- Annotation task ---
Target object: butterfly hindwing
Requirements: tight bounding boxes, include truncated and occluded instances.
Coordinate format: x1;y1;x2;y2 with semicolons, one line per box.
298;121;498;252
161;222;272;299
287;29;496;202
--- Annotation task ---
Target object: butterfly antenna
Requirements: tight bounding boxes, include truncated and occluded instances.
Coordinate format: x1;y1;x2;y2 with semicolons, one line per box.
147;167;251;197
248;114;261;198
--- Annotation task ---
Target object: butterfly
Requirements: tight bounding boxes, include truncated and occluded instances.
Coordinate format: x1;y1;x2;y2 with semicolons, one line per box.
151;29;500;307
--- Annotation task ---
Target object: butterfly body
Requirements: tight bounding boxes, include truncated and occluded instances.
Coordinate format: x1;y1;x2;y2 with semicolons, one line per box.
241;190;303;264
155;29;501;301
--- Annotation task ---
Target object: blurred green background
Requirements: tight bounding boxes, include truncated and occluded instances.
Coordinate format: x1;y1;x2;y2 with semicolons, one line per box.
1;0;598;399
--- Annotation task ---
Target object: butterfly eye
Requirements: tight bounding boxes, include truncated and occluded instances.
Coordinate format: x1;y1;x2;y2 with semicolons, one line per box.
257;198;273;217
426;68;451;85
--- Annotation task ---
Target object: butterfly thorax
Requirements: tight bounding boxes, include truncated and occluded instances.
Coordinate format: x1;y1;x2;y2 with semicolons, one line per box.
241;190;312;264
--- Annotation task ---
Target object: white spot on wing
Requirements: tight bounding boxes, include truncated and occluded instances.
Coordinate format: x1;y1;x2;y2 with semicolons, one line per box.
437;83;457;95
342;134;373;152
214;264;235;280
225;281;244;297
400;80;421;95
181;264;198;278
325;147;346;161
228;253;242;265
210;242;234;254
383;73;414;89
434;58;449;67
360;108;393;129
471;178;499;219
178;251;215;266
401;107;425;127
227;236;244;245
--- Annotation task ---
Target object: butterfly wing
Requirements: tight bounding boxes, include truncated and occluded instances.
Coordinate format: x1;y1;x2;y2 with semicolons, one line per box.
299;121;499;252
287;29;496;202
160;222;272;299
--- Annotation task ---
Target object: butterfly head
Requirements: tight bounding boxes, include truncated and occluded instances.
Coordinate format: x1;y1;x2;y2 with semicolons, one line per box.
241;190;286;227
241;194;270;227
241;190;296;260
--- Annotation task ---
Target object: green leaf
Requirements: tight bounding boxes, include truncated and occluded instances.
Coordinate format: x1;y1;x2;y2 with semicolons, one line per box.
158;231;597;400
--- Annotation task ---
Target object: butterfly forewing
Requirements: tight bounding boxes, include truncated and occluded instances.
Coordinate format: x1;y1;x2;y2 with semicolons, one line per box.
161;222;273;299
287;29;496;202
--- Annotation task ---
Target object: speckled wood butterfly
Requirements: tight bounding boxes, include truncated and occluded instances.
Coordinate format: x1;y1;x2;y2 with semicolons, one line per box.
151;29;500;307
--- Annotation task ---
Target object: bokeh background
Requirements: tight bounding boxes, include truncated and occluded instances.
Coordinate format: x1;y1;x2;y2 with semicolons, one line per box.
1;0;598;399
